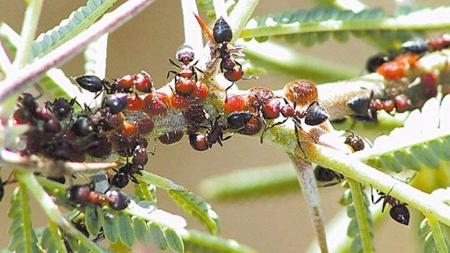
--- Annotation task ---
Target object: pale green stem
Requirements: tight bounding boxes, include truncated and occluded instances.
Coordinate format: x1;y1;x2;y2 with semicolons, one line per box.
0;41;12;74
243;40;359;82
12;0;43;69
15;171;104;253
309;144;450;227
240;9;450;39
181;0;203;53
347;179;374;253
291;157;329;253
228;0;259;42
426;215;449;253
0;0;155;104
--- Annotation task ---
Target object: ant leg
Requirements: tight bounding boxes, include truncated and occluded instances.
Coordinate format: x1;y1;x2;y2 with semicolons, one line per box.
195;66;204;74
167;70;178;80
260;118;288;144
224;83;235;102
129;174;139;184
169;58;181;68
295;125;307;158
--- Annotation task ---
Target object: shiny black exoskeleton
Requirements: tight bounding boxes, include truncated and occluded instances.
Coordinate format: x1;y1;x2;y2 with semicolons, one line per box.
304;102;329;126
401;39;429;54
227;112;253;131
103;94;127;114
72;116;95;137
213;16;233;44
75;75;111;93
347;95;377;121
366;53;391;73
314;165;344;187
372;189;410;225
189;116;231;151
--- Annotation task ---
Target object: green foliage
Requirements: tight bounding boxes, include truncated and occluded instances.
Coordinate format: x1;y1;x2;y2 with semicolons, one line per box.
419;218;450;253
240;7;439;48
169;189;220;235
32;0;117;57
341;182;374;253
139;171;221;234
165;228;185;253
363;97;450;175
8;184;40;253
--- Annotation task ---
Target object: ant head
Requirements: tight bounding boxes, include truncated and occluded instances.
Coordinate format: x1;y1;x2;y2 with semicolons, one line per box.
176;44;195;65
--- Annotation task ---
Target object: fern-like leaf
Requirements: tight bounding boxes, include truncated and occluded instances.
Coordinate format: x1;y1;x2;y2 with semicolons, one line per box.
340;183;374;253
0;23;80;99
240;7;449;48
169;189;220;235
419;218;450;253
32;0;117;57
359;96;450;175
139;171;220;234
8;184;40;253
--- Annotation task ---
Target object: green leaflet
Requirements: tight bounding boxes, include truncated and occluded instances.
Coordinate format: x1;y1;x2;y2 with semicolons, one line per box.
85;205;104;237
138;171;186;191
8;185;40;253
32;0;117;58
419;218;450;253
182;230;257;253
169;189;220;235
132;217;152;244
240;7;442;48
148;222;168;250
196;0;216;20
102;212;119;243
164;227;184;253
117;212;135;247
40;223;67;253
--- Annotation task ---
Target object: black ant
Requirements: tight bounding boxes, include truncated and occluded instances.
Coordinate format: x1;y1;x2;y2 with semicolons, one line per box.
189;116;230;151
344;130;365;152
45;97;78;120
371;187;410;226
314;165;344;187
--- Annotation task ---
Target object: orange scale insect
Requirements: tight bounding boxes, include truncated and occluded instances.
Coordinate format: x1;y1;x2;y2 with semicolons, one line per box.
143;92;170;116
377;61;406;80
283;79;318;106
224;95;247;113
126;93;144;111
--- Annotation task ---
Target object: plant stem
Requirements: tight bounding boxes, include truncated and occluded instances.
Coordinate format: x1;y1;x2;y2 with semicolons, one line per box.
228;0;259;42
0;0;155;104
0;41;12;74
240;7;450;39
309;144;450;227
15;171;104;253
291;157;329;253
181;0;203;54
12;0;43;69
347;179;374;253
243;40;359;82
426;215;449;253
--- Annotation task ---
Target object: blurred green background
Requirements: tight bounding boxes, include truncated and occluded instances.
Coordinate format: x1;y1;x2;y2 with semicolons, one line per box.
0;0;446;252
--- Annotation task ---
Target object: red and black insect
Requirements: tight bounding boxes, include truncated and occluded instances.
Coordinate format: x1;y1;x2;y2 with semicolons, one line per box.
189;116;230;151
371;188;410;226
68;184;130;210
314;165;344;187
344;131;365;152
167;45;202;96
